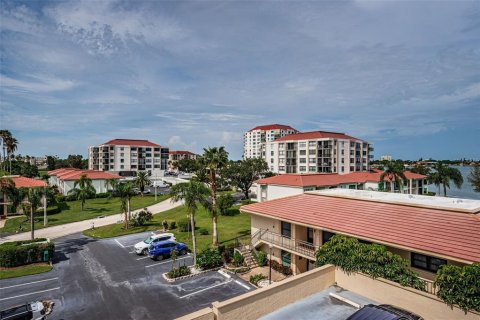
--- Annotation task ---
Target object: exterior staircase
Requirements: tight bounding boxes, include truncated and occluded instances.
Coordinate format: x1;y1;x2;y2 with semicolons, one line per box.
239;246;259;269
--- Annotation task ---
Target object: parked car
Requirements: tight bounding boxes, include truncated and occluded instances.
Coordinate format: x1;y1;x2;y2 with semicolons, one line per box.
346;304;423;320
1;301;46;320
147;240;188;260
134;233;176;255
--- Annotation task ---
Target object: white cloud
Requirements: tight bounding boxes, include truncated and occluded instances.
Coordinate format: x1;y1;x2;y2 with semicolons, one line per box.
1;74;77;93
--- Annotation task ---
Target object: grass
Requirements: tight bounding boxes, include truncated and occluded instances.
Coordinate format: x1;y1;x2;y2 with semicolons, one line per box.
84;205;251;250
0;194;170;234
0;263;53;279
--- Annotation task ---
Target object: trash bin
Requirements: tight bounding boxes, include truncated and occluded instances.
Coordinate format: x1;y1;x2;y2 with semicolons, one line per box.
43;250;49;262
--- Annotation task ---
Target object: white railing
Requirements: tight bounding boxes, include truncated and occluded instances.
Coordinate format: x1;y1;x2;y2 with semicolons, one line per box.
258;229;317;259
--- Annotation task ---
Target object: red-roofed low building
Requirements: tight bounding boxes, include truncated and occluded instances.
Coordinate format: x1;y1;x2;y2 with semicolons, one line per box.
241;189;480;280
244;124;298;160
266;130;373;175
253;170;427;202
0;176;47;217
88;139;169;177
48;168;121;195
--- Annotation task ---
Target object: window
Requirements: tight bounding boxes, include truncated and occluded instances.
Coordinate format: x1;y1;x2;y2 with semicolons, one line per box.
411;253;446;273
309;149;316;155
309;158;316;163
299;166;306;171
279;151;285;156
270;159;274;164
309;166;316;171
120;159;124;163
281;221;291;237
299;150;306;156
299;142;306;148
120;147;124;151
281;250;291;267
271;151;274;156
299;158;306;163
120;153;124;157
279;166;285;171
322;231;336;244
308;141;316;147
120;165;124;169
279;143;284;148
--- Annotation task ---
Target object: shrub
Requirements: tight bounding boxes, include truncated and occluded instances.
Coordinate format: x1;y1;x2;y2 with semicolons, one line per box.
220;246;234;263
35;206;60;216
233;251;244;267
178;219;191;232
130;209;153;227
196;248;222;270
316;235;425;291
95;192;110;199
241;199;255;205
270;260;293;276
167;266;191;279
55;194;66;203
435;264;480;313
162;220;169;231
249;274;266;285
222;208;240;216
65;193;77;201
255;250;267;267
0;239;55;267
217;193;235;215
169;221;176;230
199;228;209;235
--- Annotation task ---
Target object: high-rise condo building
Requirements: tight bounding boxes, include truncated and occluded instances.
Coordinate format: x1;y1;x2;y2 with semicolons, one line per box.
243;124;298;160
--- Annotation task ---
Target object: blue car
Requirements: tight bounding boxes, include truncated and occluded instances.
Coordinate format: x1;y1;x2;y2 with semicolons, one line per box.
147;240;188;261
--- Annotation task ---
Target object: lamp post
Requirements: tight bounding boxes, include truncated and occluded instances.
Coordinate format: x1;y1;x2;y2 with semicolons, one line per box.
269;244;272;284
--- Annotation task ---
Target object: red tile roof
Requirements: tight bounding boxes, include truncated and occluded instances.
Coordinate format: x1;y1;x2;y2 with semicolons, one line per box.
256;170;425;187
48;168;121;181
248;124;297;132
6;176;47;188
242;193;480;263
103;139;160;147
274;131;365;142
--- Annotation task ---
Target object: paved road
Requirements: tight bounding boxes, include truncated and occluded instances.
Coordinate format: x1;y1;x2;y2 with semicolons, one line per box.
0;232;254;320
0;198;182;244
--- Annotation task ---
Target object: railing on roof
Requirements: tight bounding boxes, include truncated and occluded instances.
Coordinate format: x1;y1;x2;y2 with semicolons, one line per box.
257;229;318;259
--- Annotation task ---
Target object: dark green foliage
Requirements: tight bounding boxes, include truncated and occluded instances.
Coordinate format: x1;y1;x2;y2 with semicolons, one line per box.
233;251;244;267
222;158;268;199
178;219;191;232
7;160;39;178
0;239;54;267
35;205;60;215
167;266;191;279
196;248;222;269
219;244;234;263
240;199;255;205
95;192;110;198
55;194;66;203
199;228;209;235
169;221;176;230
222;208;240;216
315;235;426;291
162;220;169;230
255;250;267;267
130;209;153;227
249;273;266;285
468;164;480;193
434;264;480;314
217;193;235;215
270;260;293;275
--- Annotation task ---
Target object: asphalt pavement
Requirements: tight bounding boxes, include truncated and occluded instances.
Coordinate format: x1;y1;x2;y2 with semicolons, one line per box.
0;232;254;320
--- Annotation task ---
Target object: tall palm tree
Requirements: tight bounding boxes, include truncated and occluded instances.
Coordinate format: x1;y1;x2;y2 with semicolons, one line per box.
25;187;43;240
5;136;18;174
380;161;407;193
68;174;96;211
468;164;480;193
169;181;211;265
110;181;136;229
428;162;463;197
199;147;229;247
0;130;12;172
134;171;151;196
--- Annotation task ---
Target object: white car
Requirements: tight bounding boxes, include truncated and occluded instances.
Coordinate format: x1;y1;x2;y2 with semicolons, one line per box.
134;233;176;255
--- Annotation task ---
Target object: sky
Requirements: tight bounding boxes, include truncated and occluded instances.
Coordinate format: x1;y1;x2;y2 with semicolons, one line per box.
1;0;479;161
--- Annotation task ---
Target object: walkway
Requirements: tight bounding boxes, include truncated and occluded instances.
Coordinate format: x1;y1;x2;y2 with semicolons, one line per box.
0;198;182;244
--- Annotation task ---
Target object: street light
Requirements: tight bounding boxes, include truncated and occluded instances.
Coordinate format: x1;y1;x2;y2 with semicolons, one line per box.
269;244;272;284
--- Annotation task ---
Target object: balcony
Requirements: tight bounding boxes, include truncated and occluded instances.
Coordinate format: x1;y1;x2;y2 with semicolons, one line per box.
255;229;318;259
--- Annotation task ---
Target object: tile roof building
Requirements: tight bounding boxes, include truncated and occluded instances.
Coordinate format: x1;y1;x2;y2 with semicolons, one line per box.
88;139;169;177
48;168;121;195
0;176;47;217
243;124;298;160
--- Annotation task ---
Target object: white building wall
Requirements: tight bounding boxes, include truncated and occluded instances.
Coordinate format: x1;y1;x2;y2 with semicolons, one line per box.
261;185;304;202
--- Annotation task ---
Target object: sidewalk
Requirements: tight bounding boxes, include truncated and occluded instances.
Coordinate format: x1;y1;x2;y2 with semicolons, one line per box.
0;198;182;243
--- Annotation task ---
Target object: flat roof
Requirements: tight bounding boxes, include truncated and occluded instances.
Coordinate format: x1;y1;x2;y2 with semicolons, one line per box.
242;189;480;263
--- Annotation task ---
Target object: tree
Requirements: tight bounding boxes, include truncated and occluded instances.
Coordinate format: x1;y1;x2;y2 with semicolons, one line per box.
25;187;43;240
0;179;26;216
177;158;200;173
0;130;13;172
110;181;136;229
66;154;86;169
134;171;151;196
223;158;269;199
5;135;18;174
216;193;235;215
410;164;430;176
46;156;56;170
68;174;96;211
468;165;480;193
380;161;407;193
169;181;211;265
428;162;463;197
198;147;229;247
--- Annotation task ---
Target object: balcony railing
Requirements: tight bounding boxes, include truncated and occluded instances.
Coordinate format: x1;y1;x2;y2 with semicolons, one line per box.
257;229;317;259
420;277;437;295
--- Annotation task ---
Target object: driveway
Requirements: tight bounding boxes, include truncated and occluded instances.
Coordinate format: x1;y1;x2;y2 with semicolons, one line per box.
0;232;254;320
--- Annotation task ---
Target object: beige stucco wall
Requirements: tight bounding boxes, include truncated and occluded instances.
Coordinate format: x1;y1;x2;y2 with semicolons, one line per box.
335;269;479;320
250;214;280;235
176;308;214;320
212;265;336;320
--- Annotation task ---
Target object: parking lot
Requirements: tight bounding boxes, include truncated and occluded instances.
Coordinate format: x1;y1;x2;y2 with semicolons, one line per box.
0;232;254;320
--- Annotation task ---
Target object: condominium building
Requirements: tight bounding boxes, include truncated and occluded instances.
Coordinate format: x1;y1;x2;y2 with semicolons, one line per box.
168;151;199;171
243;124;298;160
88;139;169;177
48;168;121;195
265;131;373;174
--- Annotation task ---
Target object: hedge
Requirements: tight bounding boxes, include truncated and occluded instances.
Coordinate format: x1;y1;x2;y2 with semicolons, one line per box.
35;205;60;215
0;239;55;267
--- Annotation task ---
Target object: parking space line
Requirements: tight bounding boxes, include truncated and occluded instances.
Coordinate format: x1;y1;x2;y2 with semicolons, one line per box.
0;277;59;290
145;256;191;268
234;280;251;290
179;280;232;299
136;256;150;260
114;239;125;248
0;287;61;302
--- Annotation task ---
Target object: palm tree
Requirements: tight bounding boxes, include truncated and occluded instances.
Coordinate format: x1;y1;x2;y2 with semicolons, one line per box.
380;161;407;193
200;147;229;247
25;187;43;240
169;181;211;265
428;162;463;197
68;174;96;211
5;136;18;174
468;164;480;193
0;179;26;216
134;171;151;196
110;181;136;229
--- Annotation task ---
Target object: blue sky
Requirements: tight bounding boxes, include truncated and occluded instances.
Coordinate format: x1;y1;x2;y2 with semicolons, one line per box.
1;0;479;160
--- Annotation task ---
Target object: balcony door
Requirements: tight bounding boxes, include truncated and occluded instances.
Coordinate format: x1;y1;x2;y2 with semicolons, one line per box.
281;221;291;238
307;227;314;244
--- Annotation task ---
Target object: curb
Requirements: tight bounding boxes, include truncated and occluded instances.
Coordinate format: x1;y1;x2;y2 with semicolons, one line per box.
162;267;222;282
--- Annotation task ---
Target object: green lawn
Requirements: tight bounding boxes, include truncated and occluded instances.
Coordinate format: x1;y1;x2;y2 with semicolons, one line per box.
84;205;251;251
0;263;53;279
0;195;170;234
